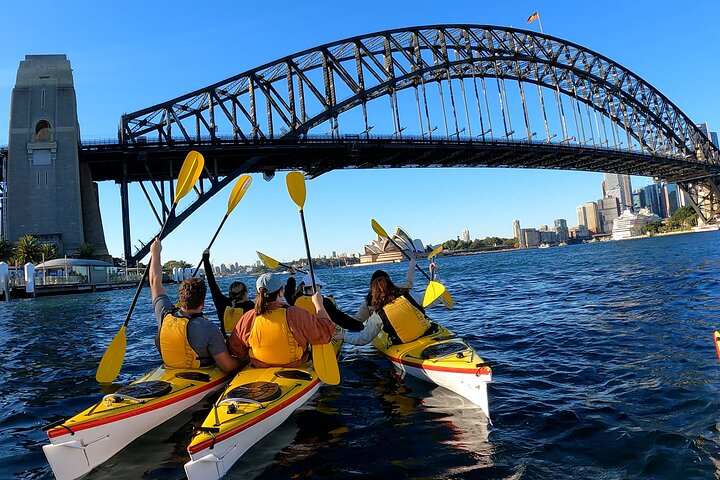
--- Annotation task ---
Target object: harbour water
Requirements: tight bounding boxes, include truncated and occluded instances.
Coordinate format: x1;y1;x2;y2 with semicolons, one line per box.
2;231;720;479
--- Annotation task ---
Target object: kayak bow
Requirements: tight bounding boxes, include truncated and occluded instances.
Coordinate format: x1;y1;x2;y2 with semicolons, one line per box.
43;365;232;480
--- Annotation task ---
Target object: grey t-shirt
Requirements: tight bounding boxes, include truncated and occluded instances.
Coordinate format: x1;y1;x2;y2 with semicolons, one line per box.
153;294;227;367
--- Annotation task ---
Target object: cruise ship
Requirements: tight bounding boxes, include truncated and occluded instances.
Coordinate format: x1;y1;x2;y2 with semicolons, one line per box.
612;209;661;240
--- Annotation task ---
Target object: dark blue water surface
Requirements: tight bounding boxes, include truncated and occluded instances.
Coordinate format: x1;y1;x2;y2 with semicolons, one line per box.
2;232;720;479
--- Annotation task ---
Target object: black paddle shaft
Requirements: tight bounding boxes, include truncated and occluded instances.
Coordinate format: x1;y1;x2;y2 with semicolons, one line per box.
191;214;229;277
122;207;176;328
298;209;318;293
384;236;433;283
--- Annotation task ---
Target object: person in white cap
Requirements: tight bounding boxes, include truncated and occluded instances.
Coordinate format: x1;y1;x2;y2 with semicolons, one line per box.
227;273;336;368
293;273;363;331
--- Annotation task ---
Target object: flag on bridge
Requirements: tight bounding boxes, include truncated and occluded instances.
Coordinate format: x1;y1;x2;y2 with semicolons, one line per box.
526;11;539;23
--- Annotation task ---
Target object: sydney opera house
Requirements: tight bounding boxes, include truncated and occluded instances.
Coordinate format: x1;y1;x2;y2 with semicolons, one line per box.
359;227;426;264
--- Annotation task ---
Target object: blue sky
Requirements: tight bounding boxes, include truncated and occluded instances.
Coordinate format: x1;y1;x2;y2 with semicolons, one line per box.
1;1;719;266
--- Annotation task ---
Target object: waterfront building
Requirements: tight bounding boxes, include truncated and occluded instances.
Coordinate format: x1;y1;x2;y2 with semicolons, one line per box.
602;174;633;210
360;227;424;263
568;225;591;240
632;184;663;216
554;219;569;243
521;228;541;248
461;228;470;243
577;202;601;234
598;196;621;234
540;231;558;245
612;209;661;240
513;220;525;248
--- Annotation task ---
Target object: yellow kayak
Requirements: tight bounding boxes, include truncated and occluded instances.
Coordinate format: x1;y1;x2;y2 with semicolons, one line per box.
185;336;342;480
372;323;493;420
43;365;232;480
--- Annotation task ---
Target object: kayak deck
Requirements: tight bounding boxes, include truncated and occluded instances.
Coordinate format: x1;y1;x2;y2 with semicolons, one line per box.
43;365;231;480
185;363;323;480
372;323;493;420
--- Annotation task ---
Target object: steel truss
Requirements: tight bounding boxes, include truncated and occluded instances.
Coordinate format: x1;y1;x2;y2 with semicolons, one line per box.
115;25;720;260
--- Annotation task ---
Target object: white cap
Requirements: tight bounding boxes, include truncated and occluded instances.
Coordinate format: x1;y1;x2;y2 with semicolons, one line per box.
301;273;326;287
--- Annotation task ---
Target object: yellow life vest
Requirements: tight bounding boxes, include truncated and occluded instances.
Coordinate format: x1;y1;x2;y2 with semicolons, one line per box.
379;294;431;344
248;308;302;365
223;306;245;336
294;294;337;314
159;311;201;369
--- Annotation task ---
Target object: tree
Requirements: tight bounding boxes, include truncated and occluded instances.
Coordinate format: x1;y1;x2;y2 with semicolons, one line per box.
643;221;664;235
14;235;42;264
39;243;59;261
163;260;193;270
0;237;15;262
75;242;96;259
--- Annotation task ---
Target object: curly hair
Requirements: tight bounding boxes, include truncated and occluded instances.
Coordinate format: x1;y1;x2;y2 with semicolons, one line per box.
370;276;403;312
178;278;207;310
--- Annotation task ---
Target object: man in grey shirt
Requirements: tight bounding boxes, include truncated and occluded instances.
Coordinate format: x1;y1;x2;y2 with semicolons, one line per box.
150;238;242;372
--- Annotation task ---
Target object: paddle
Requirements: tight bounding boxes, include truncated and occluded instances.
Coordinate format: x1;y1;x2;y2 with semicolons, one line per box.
427;245;454;309
96;150;205;383
286;171;340;386
370;219;453;308
714;331;720;361
191;175;253;277
256;251;308;274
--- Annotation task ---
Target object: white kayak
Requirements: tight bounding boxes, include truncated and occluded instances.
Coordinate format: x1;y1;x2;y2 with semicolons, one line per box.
42;365;231;480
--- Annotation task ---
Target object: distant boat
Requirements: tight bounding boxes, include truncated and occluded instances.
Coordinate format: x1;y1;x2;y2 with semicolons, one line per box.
538;243;550;249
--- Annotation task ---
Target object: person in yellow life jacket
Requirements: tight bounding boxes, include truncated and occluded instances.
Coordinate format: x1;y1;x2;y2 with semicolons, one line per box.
150;239;243;372
227;272;335;368
202;249;254;336
337;274;432;346
294;273;363;331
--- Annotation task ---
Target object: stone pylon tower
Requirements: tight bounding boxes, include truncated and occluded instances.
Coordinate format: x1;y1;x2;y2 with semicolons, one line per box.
7;55;109;260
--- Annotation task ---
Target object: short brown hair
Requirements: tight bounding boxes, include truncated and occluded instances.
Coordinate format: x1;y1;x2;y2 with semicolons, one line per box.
178;278;206;310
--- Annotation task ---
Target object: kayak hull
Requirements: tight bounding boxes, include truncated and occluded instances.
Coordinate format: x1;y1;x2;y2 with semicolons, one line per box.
185;364;322;480
372;324;492;420
43;365;231;480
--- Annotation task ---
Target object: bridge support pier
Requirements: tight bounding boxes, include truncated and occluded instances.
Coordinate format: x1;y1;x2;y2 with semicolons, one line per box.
678;177;720;224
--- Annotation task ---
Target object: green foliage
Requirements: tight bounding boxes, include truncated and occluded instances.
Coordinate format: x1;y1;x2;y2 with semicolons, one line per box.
39;243;59;261
14;235;41;264
163;260;193;270
642;221;664;235
667;206;698;229
75;242;96;259
0;236;15;263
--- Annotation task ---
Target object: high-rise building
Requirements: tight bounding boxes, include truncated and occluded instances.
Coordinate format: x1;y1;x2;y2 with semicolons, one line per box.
664;183;680;216
697;123;719;148
512;220;524;248
554;219;569;243
521;228;541;247
577;202;601;234
603;173;633;210
461;228;470;243
598;196;621;234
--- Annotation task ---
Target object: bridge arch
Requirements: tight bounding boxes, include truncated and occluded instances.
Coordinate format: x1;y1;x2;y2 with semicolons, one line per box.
111;25;720;262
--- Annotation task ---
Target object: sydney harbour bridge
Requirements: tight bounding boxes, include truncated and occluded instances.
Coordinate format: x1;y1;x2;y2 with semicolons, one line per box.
3;25;720;263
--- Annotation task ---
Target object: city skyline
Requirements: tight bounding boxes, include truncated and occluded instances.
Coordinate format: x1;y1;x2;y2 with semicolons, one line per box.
1;1;719;265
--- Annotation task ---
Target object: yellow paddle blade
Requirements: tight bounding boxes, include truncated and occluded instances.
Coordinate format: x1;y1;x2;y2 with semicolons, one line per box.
714;331;720;361
95;326;127;383
440;290;455;309
312;343;340;385
371;218;389;238
227;175;252;214
422;280;447;308
175;151;205;202
286;171;307;210
428;245;443;259
256;251;279;269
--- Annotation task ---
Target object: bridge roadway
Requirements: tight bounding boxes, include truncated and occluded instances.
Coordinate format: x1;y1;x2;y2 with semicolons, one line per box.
77;136;718;184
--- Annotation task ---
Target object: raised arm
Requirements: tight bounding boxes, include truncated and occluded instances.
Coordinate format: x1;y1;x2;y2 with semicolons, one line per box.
149;238;166;301
202;249;229;314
